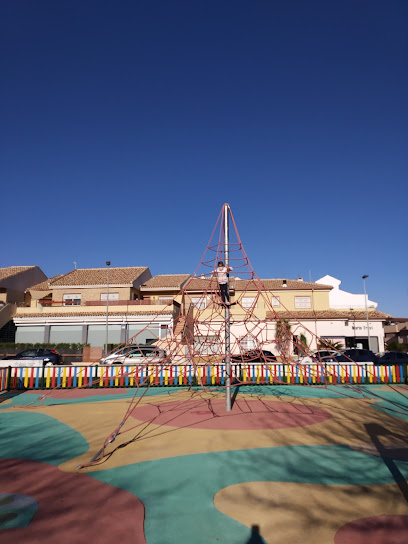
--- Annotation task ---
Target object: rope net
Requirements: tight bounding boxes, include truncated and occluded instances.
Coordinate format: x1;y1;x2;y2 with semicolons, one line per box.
18;203;408;466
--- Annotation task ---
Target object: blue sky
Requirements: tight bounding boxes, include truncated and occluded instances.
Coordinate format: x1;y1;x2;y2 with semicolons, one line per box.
1;1;407;316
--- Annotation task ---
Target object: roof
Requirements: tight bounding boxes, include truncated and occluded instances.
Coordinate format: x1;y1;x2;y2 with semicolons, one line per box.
266;309;391;321
184;277;332;292
16;309;173;318
184;277;222;291
49;267;149;287
235;279;332;291
141;274;191;289
0;266;37;281
29;275;65;291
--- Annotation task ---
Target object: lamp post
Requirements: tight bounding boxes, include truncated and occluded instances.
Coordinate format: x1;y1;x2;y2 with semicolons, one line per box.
362;275;371;351
224;204;231;412
105;261;111;355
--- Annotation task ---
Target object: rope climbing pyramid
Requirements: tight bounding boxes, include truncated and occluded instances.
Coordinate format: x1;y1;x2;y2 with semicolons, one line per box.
108;203;334;394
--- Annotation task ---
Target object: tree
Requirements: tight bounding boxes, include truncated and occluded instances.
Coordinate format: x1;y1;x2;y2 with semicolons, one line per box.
299;333;308;350
275;318;292;358
318;339;343;351
293;333;308;356
385;340;407;352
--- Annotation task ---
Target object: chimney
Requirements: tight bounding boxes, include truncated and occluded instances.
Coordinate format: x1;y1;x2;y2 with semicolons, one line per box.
297;276;303;282
282;279;287;288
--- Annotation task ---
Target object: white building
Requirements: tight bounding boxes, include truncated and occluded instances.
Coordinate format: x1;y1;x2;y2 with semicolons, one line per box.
314;275;384;352
315;275;378;310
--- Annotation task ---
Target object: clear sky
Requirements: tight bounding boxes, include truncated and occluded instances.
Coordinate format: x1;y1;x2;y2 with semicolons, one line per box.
1;1;407;316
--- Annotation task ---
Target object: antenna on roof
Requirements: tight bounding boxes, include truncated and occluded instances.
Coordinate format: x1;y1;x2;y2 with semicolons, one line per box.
73;261;77;269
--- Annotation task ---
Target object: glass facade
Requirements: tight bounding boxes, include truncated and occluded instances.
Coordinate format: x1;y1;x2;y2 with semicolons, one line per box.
128;324;161;344
87;324;122;347
15;322;167;347
50;325;83;344
16;326;45;343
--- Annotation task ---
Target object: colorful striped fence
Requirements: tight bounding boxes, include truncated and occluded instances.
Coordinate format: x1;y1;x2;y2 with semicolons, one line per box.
1;363;406;391
0;367;8;391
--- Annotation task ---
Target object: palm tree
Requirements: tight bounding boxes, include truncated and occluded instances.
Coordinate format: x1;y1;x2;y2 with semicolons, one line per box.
318;339;343;351
294;332;309;356
275;318;292;358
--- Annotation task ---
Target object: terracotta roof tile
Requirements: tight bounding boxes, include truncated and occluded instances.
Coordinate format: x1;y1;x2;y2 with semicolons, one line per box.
184;277;331;292
0;266;37;281
16;309;173;318
142;274;191;289
235;279;332;291
50;267;149;286
29;275;65;291
184;277;233;291
266;309;391;320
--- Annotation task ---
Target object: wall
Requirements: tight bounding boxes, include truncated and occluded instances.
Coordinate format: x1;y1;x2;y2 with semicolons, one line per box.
48;286;133;305
315;275;378;309
0;267;47;304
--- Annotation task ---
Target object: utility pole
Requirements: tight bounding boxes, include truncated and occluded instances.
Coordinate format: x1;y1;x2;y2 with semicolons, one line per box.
105;261;111;355
362;275;371;351
224;204;231;411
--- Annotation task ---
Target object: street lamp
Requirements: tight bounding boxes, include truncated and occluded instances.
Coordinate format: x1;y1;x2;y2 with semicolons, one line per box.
105;261;111;355
362;275;371;351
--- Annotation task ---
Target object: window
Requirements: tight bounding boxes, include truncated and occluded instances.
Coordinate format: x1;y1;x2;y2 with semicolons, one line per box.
127;324;161;343
239;334;257;351
271;296;280;307
20;349;38;357
295;296;311;309
63;294;81;306
87;324;122;347
194;335;221;355
100;292;119;301
15;326;45;343
192;297;207;309
50;325;83;344
242;297;257;308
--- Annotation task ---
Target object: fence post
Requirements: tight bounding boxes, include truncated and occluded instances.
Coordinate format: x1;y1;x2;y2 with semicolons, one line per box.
6;366;11;391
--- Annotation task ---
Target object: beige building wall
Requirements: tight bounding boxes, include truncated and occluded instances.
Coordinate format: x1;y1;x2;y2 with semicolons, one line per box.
0;266;47;304
187;288;331;321
40;286;134;305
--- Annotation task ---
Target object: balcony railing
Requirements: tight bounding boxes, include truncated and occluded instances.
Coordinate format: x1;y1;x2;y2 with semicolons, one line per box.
35;299;174;307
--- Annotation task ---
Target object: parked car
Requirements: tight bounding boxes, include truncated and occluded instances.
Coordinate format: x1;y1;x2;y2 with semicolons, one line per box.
230;349;277;364
322;348;378;364
99;344;167;365
0;348;64;367
296;349;339;364
376;351;408;365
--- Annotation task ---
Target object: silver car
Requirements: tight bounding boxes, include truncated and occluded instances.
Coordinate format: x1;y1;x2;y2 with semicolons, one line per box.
99;344;167;365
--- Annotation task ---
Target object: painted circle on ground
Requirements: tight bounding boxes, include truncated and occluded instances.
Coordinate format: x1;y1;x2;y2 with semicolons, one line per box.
0;459;145;544
130;398;332;430
335;515;408;543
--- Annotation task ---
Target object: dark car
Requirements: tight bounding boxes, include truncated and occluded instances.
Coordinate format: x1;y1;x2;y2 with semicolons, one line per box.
1;348;64;367
323;348;378;364
376;351;408;365
230;349;277;364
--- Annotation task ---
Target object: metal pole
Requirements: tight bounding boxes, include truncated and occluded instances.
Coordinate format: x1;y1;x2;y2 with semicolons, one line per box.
362;275;371;351
224;204;231;411
105;261;111;355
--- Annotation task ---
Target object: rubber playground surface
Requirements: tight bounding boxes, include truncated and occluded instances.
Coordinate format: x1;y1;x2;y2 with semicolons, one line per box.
1;383;408;543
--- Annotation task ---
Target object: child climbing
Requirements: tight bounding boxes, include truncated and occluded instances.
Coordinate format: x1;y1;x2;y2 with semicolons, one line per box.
213;260;233;305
